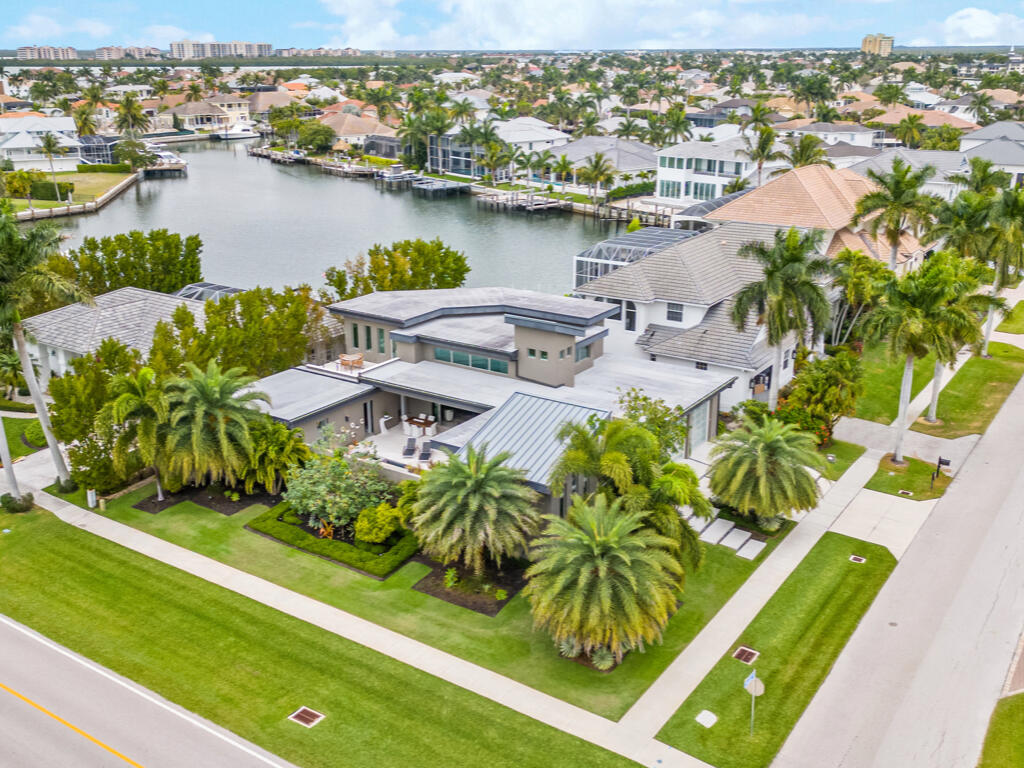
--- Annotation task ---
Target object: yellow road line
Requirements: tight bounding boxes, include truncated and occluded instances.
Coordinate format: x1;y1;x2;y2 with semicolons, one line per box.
0;680;145;767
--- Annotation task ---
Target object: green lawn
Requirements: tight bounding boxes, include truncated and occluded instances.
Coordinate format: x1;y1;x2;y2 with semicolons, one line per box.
3;417;42;461
54;482;789;719
55;171;133;200
854;344;935;424
656;533;896;768
2;198;64;211
996;301;1024;333
911;342;1024;439
978;692;1024;768
820;440;866;482
864;455;951;500
0;509;634;768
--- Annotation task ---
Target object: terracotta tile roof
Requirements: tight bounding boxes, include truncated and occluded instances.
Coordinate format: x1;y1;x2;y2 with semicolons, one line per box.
979;88;1024;105
0;111;46;118
839;102;979;130
705;165;875;230
826;227;922;265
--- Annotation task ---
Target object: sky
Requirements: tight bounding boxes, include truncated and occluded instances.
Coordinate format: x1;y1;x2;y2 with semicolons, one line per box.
6;1;1024;51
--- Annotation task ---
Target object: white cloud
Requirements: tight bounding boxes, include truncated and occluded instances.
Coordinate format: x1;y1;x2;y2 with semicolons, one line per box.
131;24;214;48
4;12;112;41
319;0;405;48
939;7;1024;45
74;19;113;38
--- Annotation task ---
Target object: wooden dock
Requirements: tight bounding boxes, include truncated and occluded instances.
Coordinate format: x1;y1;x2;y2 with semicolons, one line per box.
411;179;471;198
476;190;574;214
595;202;672;227
143;163;187;178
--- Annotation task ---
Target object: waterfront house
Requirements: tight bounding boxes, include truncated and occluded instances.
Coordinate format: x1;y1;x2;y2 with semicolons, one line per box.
204;93;252;123
959;120;1024;151
319;112;397;146
653;135;788;206
428;117;570;178
155;101;231;132
0;115;81;171
552;136;658;178
247;91;300;122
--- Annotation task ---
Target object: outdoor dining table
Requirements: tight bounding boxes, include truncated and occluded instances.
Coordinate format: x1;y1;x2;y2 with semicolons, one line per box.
406;417;433;429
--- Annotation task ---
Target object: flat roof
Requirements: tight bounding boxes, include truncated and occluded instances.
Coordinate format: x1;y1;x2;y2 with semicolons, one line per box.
390;314;515;354
254;367;374;425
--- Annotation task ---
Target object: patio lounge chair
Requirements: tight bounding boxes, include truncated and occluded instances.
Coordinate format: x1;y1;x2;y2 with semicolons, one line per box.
402;438;416;458
418;445;432;462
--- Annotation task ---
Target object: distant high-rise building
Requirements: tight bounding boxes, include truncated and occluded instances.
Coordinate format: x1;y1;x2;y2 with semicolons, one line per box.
94;46;162;60
170;40;272;59
17;45;78;60
861;34;894;57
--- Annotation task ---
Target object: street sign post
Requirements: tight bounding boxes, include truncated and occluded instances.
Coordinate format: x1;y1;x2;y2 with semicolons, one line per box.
744;670;765;736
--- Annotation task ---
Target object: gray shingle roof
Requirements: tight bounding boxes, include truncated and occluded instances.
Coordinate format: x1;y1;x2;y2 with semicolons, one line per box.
965;120;1024;142
574;222;781;305
824;141;882;159
23;287;205;356
640;301;772;370
458;392;609;492
964;137;1024;165
847;148;965;179
555;136;658;172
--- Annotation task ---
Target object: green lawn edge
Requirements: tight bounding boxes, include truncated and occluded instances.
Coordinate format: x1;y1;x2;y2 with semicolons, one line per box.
854;345;935;424
821;440;866;482
51;481;789;720
655;533;896;768
3;416;42;461
978;692;1024;768
996;301;1024;334
0;508;635;768
864;455;951;500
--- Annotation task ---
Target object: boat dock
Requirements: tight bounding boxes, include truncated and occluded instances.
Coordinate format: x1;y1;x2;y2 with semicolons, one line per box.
477;190;574;213
143;162;187;178
246;146;307;165
411;178;471;198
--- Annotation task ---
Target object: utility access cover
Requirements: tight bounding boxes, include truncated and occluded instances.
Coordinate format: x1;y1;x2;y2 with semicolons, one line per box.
288;707;325;728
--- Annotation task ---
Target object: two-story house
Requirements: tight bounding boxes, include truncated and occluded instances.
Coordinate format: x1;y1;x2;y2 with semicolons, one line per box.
653;135;788;206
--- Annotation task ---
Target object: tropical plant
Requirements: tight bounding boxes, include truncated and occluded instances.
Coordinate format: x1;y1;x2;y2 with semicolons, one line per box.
829;247;890;344
185;82;204;102
786;351;864;439
72;104;97;137
947;157;1011;195
981;188;1024;354
101;367;170;498
552;154;574;189
578;151;616;202
738;126;786;187
874;83;909;106
709;415;823;530
773;134;834;175
894;114;926;148
114;92;150;136
548;417;660;502
411;445;540;575
0;202;87;484
732;227;832;410
37;133;68;202
242;418;312;495
926;190;998;262
163;361;268;486
477;141;509;184
969;91;995;124
525;494;684;660
852;156;938;270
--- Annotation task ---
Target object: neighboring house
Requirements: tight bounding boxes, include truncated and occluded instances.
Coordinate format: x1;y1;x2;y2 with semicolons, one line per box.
22;287;206;379
435;71;481;88
247;91;299;122
0;115;81;171
0;93;34;111
319;112;396;144
934;93;1012;125
839;102;980;132
654;135;788;205
154;101;231;131
428;117;570;178
204;93;251;123
703;164;928;273
773;119;882;148
105;83;154;100
847;147;965;201
824;140;882;169
551;136;658;177
959;120;1024;151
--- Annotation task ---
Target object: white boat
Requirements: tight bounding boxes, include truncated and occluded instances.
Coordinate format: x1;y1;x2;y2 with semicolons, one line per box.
211;120;260;141
144;143;188;167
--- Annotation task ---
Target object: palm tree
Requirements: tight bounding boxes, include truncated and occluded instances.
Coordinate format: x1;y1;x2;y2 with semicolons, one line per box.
947;157;1011;195
552;154;574;189
410;445;540;575
422;108;455;173
969;91;995;125
709;416;823;530
114;92;150;136
0;349;22;497
579;152;616;202
163;361;268;487
0;202;88;482
397;113;427;169
723;177;749;194
615;116;643;140
525;494;683;660
573;111;602;138
152;79;170;98
81;83;105;109
102;367;171;500
738;126;786;187
477;141;509;184
72;104;97;137
862;266;958;461
926;190;997;262
773;134;834;175
874;83;909;107
981;188;1024;355
829;247;890;345
894;114;926;148
663;109;692;144
185;82;204;103
732;227;832;410
448;98;475;124
530;149;555;182
37;133;67;202
741;101;774;134
852;156;937;270
242;418;311;495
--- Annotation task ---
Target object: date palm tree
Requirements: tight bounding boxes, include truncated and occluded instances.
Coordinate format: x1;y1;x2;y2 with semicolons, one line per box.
526;494;683;660
102;367;171;500
0;202;88;482
709;416;823;530
732;227;832;410
164;361;267;487
411;445;540;575
242;418;311;495
852;156;937;270
738;125;786;187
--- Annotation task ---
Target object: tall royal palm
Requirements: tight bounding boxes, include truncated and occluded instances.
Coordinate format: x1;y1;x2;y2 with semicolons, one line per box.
853;156;937;271
526;494;683;660
732;227;832;410
709;416;823;530
164;361;267;487
862;265;958;461
38;133;67;202
411;445;540;575
926;190;997;263
102;367;171;500
982;188;1024;355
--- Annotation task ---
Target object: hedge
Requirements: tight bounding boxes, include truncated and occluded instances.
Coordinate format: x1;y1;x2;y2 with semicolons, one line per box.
30;180;74;201
247;503;419;578
606;181;655;200
77;163;131;174
0;399;35;413
23;420;45;447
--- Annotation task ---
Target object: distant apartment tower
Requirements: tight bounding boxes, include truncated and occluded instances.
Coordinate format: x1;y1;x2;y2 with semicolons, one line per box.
93;45;162;60
17;45;78;60
275;47;362;57
170;40;272;59
861;34;894;57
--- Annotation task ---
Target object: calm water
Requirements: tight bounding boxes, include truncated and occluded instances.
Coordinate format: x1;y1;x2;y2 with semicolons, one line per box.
60;141;616;294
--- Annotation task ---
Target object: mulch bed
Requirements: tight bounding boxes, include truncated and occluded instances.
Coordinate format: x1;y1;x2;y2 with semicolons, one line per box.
19;434;45;451
133;485;281;516
411;555;526;617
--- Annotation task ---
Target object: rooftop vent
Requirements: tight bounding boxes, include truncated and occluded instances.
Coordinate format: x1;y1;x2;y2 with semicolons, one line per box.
288;707;325;728
732;645;760;664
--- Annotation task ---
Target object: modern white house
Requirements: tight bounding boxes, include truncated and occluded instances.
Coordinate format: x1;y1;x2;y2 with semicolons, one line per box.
653;135;787;205
0;115;82;171
774;120;882;148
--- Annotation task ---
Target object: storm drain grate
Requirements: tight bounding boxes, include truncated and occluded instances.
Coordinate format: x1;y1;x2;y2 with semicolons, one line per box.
288;707;325;728
732;645;760;664
897;489;914;496
849;555;866;563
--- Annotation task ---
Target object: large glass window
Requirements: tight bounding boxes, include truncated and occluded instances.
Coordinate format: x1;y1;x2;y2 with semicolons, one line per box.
433;347;451;362
470;355;489;370
489;359;508;374
452;350;470;366
659;156;667;167
433;346;508;374
575;344;591;362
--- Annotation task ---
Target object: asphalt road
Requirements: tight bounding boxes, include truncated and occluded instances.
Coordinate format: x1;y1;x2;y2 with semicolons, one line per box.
0;616;297;768
775;378;1024;767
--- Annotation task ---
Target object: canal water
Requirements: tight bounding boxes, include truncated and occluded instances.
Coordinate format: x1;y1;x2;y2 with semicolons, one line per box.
59;141;617;295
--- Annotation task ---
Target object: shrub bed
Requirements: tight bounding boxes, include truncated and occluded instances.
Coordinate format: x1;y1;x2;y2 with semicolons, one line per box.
77;163;132;173
606;181;655;200
29;180;75;201
22;420;45;447
247;503;418;578
0;399;35;413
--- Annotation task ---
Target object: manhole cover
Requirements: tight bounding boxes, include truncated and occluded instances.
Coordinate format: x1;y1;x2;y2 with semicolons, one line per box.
732;645;760;664
288;707;325;727
849;555;866;563
897;489;913;496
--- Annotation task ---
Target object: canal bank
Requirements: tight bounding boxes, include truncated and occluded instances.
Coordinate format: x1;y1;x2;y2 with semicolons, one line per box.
59;140;618;294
